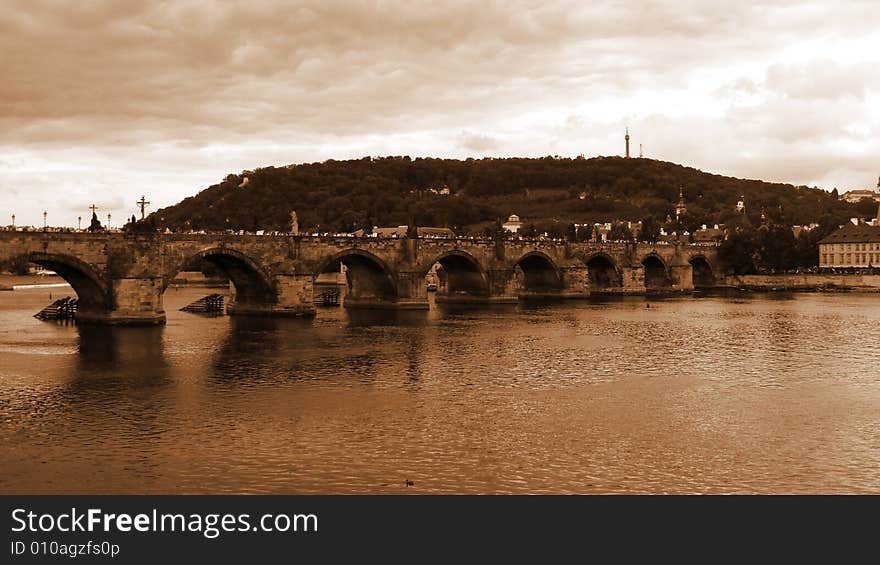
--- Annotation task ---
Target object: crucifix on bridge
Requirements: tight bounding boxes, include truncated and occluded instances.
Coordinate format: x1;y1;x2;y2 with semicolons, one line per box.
88;204;99;215
136;195;150;220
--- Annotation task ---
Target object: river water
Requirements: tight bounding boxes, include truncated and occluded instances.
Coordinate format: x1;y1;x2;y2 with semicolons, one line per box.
1;285;878;494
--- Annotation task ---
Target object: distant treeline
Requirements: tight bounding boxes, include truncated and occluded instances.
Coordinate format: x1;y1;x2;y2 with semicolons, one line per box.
149;156;869;237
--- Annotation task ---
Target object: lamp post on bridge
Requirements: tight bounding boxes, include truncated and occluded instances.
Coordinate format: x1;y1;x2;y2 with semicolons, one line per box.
107;213;112;231
43;210;47;231
11;214;14;229
78;216;82;231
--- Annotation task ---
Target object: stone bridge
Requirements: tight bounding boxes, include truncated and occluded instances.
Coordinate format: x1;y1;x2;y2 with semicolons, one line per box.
0;232;720;324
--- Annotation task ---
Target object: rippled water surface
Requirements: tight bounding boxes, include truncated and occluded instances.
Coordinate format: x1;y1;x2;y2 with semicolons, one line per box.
1;286;879;493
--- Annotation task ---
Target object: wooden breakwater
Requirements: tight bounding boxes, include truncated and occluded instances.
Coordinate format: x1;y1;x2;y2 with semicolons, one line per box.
34;296;78;320
313;286;341;306
180;293;226;313
312;283;342;306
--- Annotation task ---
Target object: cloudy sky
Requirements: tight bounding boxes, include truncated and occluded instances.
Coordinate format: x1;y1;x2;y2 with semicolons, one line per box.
2;0;879;227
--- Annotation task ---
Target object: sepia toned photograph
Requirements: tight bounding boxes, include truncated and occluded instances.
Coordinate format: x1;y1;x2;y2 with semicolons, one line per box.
1;0;879;497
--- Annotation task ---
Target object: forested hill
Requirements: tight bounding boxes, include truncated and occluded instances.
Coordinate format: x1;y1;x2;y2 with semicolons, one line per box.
149;156;869;235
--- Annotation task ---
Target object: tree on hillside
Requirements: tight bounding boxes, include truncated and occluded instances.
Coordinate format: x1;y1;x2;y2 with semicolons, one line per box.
755;224;797;272
854;197;879;217
520;223;539;238
482;220;505;239
542;222;565;239
637;215;661;243
719;229;758;275
794;231;819;268
576;224;592;242
608;222;634;242
149;156;865;238
124;217;157;234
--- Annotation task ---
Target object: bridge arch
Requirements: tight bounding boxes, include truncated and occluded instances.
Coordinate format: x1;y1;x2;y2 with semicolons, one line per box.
166;247;276;306
583;252;622;291
18;252;110;314
514;251;563;293
315;248;398;303
689;255;716;288
424;249;489;298
641;253;671;290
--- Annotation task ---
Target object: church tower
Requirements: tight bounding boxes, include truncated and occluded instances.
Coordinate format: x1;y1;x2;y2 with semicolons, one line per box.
625;127;630;158
675;186;687;220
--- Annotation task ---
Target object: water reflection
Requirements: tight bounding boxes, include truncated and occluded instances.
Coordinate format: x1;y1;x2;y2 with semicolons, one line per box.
211;316;302;384
1;288;880;494
76;325;168;372
345;308;431;327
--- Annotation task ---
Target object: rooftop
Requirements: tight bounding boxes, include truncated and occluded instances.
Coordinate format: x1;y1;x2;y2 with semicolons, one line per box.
818;223;880;244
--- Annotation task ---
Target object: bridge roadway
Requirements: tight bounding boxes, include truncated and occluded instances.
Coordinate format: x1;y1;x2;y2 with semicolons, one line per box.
0;232;720;325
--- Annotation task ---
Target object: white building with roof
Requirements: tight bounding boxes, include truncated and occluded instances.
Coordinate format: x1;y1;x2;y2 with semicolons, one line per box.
502;214;523;233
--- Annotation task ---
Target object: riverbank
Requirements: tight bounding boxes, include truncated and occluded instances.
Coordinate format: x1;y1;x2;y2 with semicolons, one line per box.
168;271;229;288
721;274;880;293
0;274;67;290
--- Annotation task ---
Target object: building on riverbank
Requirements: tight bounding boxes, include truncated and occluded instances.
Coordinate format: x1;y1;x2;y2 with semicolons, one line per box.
818;223;880;269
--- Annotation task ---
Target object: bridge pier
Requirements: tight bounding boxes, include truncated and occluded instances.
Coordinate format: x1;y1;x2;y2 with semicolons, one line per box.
228;273;317;317
586;264;647;296
557;265;589;299
385;270;430;310
79;277;166;325
516;265;589;300
338;270;430;310
434;268;518;304
484;268;519;303
669;262;694;292
612;265;644;295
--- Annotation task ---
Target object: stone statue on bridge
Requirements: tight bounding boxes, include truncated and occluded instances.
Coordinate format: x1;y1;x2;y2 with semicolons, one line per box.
290;210;299;235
